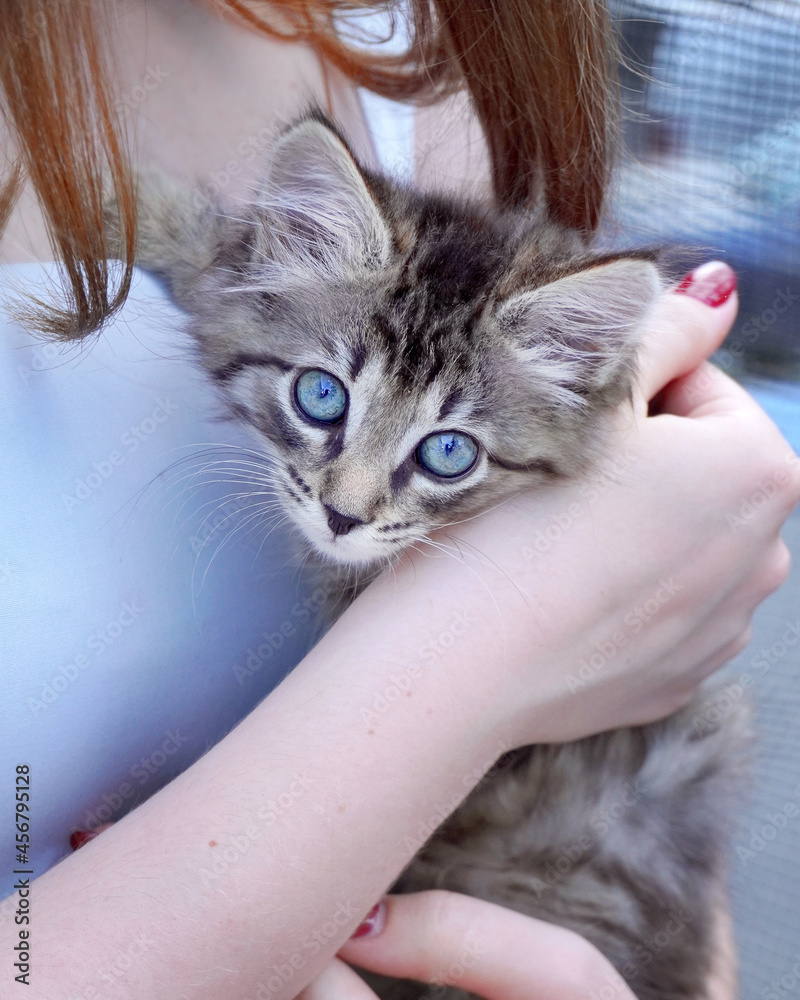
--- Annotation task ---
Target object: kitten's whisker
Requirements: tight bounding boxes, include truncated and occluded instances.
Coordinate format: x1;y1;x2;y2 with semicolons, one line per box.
411;534;508;635
164;467;278;494
433;495;518;531
436;530;535;619
164;463;274;483
183;498;286;542
103;443;274;539
249;511;298;568
163;455;276;480
173;483;282;517
187;493;284;562
193;500;288;596
169;482;262;532
142;451;276;509
163;465;281;524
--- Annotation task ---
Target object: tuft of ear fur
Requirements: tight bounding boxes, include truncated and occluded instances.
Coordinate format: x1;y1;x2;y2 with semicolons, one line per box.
104;169;225;309
254;115;392;289
497;259;661;407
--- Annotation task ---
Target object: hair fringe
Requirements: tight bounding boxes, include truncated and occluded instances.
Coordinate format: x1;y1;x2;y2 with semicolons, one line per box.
0;0;135;340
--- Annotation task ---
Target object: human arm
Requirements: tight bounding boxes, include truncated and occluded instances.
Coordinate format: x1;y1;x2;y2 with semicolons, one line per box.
11;271;798;1000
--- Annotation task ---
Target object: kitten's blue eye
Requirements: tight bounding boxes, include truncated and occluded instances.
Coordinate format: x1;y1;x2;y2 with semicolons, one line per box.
417;432;478;478
295;369;347;423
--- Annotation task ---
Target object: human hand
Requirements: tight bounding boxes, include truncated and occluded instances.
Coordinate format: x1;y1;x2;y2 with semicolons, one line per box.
365;261;798;748
295;892;639;1000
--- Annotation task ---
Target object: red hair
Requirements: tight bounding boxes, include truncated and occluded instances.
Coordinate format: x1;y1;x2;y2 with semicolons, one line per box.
0;0;617;339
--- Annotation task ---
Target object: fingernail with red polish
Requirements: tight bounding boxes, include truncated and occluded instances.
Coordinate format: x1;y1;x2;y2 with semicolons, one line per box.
70;829;99;851
350;901;387;940
675;261;737;308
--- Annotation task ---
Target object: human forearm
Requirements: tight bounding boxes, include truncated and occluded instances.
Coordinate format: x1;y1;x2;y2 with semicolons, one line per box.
13;271;800;1000
21;576;513;1000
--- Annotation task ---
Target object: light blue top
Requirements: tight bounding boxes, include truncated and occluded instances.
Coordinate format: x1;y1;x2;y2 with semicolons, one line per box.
0;264;317;900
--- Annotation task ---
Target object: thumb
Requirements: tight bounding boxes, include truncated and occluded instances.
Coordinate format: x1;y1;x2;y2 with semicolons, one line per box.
637;261;738;402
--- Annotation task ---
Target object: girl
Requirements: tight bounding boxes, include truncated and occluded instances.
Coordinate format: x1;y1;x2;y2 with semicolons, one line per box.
1;2;796;997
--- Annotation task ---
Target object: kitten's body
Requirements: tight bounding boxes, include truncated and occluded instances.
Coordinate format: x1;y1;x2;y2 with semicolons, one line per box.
107;113;751;1000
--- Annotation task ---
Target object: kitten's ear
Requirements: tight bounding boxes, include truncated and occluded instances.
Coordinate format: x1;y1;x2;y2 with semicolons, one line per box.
258;116;392;282
496;259;662;404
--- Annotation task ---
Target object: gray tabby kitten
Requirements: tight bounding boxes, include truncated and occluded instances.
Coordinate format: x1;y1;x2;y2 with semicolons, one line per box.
108;112;751;1000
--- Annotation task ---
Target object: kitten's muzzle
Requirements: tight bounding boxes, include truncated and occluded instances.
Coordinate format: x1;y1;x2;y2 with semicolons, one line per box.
324;503;366;537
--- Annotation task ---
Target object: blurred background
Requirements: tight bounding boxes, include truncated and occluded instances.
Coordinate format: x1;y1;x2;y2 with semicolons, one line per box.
608;0;800;385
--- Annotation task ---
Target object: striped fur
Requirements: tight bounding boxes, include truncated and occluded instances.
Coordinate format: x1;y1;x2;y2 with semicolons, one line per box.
118;113;661;567
112;113;752;1000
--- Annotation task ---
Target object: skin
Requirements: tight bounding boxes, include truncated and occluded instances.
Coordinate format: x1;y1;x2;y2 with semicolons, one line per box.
6;274;795;1000
1;2;798;997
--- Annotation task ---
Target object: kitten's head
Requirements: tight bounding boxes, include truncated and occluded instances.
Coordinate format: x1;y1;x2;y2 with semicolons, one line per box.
172;113;661;567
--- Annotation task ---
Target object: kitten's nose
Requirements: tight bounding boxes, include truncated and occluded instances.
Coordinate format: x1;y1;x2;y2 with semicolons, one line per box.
324;504;365;537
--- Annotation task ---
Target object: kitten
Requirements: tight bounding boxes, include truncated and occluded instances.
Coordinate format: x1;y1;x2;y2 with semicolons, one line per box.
106;111;752;1000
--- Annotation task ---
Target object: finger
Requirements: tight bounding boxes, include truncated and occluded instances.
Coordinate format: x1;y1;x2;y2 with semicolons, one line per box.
706;892;738;1000
339;892;638;1000
652;361;767;420
70;821;114;851
652;365;800;519
773;538;793;588
637;261;738;402
697;540;792;674
680;624;755;696
710;625;754;670
296;958;379;1000
653;371;800;522
751;539;792;601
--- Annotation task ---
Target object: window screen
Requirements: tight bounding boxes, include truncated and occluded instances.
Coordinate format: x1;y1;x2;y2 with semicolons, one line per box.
607;0;800;380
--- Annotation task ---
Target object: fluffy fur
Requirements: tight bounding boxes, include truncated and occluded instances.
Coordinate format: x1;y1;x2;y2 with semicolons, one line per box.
106;112;752;1000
